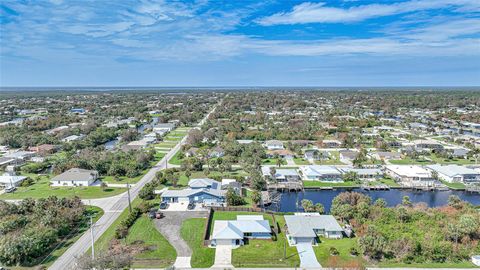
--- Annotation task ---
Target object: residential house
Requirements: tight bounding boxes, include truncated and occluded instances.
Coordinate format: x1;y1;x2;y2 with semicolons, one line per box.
0;157;16;167
3;151;35;163
261;166;301;182
385;165;435;186
266;149;294;159
370;151;401;160
413;139;444;151
339;150;359;162
61;134;85;143
264;140;284;150
28;144;58;155
50;168;98;187
161;188;226;205
299;165;342;182
304;149;329;162
188;178;221;189
285;213;343;245
211;215;271;247
185;147;199;157
321;140;342;148
221;179;242;194
0;175;27;187
339;167;383;181
153;123;176;133
426;165;480;184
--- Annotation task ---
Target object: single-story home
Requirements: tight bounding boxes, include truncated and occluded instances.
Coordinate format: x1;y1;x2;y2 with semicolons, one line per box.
211;215;271;247
264;140;284;150
153;123;176;133
426;164;480;184
0;157;16;167
385;165;434;186
50;168;98;187
339;167;383;180
339;150;359;161
413;139;444;151
221;179;242;194
61;134;85;143
261;166;301;182
266;149;294;158
285;213;343;245
304;149;329;161
3;151;36;161
0;175;27;187
188;178;221;189
28;144;58;155
321;140;342;148
370;151;401;160
299;165;342;182
209;146;225;158
161;188;226;205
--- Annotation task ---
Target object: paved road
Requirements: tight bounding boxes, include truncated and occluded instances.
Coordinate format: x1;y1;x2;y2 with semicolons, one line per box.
49;105;218;270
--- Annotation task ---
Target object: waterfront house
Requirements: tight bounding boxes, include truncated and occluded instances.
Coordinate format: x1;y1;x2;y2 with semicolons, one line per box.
285;213;343;245
426;164;480;184
264;140;284;150
161;188;225;205
370;151;401;161
385;165;435;186
299;165;342;182
304;149;329;162
266;149;293;159
211;215;271;247
50;168;98;187
261;166;301;182
339;150;359;162
338;167;383;181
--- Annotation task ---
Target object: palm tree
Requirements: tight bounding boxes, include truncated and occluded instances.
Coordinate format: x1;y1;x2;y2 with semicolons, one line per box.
251;190;262;207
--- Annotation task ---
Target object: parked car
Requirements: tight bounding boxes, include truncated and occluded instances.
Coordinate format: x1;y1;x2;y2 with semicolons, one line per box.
155;211;164;219
148;209;157;219
187;202;195;210
159;201;168;209
4;186;16;193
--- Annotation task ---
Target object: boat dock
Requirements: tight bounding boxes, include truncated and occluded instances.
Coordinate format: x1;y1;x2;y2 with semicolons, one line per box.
361;184;390;190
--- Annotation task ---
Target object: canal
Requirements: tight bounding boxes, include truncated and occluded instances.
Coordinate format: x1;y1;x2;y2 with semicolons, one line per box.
272;188;480;212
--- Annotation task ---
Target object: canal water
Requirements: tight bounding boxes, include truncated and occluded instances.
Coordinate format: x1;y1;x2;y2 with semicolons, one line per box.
273;188;480;213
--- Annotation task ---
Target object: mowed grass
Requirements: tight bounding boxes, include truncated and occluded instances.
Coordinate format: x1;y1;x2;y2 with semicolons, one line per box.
313;237;365;268
0;176;126;200
293;157;311;165
168;151;184;165
126;216;177;268
181;218;214;268
210;211;300;268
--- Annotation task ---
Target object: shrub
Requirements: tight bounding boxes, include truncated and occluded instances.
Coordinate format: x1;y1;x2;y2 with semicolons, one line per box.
330;247;339;255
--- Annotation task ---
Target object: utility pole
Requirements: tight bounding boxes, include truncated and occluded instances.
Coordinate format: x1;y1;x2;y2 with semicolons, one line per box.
90;216;95;260
127;182;132;213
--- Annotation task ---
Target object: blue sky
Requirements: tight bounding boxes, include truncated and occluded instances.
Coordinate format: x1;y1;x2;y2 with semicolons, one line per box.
1;0;479;87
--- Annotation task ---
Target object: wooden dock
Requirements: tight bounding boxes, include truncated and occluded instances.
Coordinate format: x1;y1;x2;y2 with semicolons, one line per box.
361;184;390;190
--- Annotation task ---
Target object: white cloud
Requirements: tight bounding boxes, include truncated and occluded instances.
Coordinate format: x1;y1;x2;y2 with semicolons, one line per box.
257;0;480;25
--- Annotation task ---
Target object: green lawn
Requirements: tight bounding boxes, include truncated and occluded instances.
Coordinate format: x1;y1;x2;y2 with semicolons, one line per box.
313;237;364;268
429;155;478;165
126;216;177;268
293;157;311;165
181;218;214;268
0;176;126;200
209;211;300;267
441;180;466;189
303;181;360;188
155;141;178;148
168;151;184;165
262;158;287;165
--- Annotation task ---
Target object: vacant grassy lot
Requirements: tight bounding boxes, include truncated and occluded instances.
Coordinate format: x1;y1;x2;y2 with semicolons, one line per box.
313;237;364;267
0;176;126;199
168;151;184;165
126;216;177;268
293;157;310;165
181;218;214;268
389;158;433;165
211;211;300;268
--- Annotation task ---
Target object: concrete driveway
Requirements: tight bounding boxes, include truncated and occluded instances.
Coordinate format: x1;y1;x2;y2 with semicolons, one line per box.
153;211;208;268
212;244;233;269
296;242;321;268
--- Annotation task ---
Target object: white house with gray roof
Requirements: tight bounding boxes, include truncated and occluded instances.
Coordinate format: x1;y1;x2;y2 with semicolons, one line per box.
285;213;343;245
299;165;342;182
211;215;271;247
426;164;480;184
261;166;300;182
50;168;98;187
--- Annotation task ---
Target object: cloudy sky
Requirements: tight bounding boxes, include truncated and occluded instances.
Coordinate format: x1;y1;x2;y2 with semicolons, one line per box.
1;0;479;87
